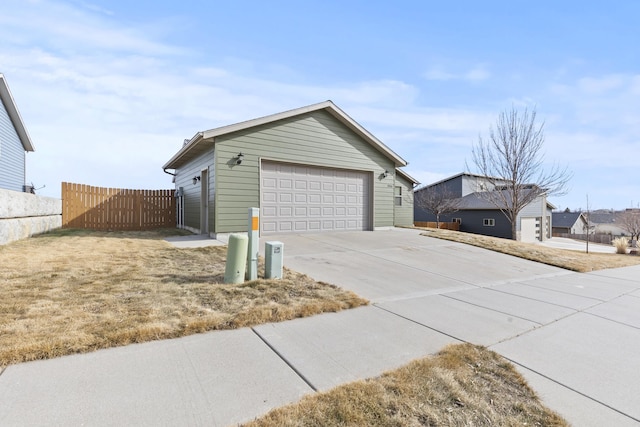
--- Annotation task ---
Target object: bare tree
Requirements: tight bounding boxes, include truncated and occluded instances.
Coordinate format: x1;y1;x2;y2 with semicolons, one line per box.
469;106;571;240
618;210;640;242
414;186;460;228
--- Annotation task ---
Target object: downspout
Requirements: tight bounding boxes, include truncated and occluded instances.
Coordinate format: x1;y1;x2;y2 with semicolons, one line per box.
163;168;176;177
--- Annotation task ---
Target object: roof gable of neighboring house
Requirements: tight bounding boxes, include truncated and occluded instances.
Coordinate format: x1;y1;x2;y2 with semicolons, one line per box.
163;100;410;176
552;212;586;228
0;74;34;152
588;212;617;224
415;172;504;192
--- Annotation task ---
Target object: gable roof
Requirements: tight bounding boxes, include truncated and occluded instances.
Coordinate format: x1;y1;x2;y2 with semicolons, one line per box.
0;74;34;152
552;212;586;228
414;172;499;192
163;100;407;170
395;168;420;186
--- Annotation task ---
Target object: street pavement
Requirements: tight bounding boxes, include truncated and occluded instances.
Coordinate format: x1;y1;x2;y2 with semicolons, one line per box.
0;228;638;426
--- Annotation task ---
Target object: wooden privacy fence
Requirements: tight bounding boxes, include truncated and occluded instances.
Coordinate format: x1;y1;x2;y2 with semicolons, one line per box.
414;221;460;231
62;182;176;230
552;232;613;245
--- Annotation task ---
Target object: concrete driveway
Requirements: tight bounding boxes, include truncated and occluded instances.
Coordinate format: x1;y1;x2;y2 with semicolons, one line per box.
260;228;640;426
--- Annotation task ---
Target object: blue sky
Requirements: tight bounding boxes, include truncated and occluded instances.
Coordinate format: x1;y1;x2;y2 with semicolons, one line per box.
1;0;638;210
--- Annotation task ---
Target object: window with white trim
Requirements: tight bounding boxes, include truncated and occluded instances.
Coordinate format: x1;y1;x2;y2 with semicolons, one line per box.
394;186;402;206
452;218;462;224
483;218;495;226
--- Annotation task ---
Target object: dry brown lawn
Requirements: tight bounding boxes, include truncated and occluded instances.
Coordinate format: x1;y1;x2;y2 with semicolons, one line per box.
0;229;367;368
243;343;568;427
419;227;640;272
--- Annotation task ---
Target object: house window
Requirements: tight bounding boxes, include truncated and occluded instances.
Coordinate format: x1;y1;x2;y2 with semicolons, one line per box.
452;218;462;224
394;186;402;206
483;218;495;227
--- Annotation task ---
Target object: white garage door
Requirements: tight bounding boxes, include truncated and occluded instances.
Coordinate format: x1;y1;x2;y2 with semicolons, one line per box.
520;217;539;242
261;161;370;234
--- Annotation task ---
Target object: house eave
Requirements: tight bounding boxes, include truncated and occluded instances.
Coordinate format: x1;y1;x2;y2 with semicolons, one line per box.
395;168;420;185
0;74;35;152
163;100;408;171
162;132;206;170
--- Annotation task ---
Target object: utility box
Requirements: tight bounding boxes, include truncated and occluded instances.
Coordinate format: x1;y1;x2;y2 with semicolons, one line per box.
265;241;284;279
224;234;249;284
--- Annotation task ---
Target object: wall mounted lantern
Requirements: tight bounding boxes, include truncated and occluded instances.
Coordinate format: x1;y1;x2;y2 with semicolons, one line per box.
235;152;244;165
192;176;201;185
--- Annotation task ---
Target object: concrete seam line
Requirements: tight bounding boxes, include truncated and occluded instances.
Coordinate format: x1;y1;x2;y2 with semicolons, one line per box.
372;304;465;344
250;327;318;392
440;294;544;326
582;311;640;331
504;358;640;424
479;285;600;311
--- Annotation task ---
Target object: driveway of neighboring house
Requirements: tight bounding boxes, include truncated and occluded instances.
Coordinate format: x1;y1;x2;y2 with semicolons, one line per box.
537;236;614;253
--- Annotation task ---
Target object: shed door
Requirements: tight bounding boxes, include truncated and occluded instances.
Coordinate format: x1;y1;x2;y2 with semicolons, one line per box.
261;161;370;234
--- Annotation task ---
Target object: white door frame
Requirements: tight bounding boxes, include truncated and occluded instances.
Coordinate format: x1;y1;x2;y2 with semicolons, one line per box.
200;168;208;234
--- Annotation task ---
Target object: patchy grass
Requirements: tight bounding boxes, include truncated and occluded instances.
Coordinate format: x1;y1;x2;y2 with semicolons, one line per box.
418;227;640;272
0;229;367;368
243;343;568;427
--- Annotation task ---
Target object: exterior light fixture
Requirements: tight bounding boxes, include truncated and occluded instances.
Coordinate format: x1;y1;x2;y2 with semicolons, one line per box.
236;152;244;165
192;176;201;185
382;170;390;178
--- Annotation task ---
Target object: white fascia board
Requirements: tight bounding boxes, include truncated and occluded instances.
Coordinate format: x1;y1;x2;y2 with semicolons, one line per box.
0;74;35;152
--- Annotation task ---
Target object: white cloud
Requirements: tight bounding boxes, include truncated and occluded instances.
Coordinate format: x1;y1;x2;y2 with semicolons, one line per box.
577;74;625;94
424;64;491;82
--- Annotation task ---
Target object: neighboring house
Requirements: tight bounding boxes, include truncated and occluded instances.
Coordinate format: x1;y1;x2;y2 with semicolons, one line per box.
552;211;588;235
414;173;553;242
589;209;631;236
163;100;418;237
0;74;35;192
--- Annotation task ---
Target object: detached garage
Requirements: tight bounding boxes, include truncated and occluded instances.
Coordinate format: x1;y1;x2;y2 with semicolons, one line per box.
162;100;418;237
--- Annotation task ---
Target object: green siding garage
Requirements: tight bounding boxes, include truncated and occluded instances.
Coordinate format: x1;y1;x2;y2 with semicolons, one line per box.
163;101;418;237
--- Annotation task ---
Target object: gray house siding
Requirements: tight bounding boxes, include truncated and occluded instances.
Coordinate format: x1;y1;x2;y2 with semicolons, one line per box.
175;150;215;232
419;209;512;239
415;173;551;241
213;110;396;234
393;173;414;227
517;195;550;240
0;97;25;192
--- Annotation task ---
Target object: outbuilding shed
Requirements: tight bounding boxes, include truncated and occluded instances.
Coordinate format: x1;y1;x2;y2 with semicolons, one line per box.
163;101;418;237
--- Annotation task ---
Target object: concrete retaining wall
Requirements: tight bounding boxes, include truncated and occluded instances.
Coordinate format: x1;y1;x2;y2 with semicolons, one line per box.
0;189;62;245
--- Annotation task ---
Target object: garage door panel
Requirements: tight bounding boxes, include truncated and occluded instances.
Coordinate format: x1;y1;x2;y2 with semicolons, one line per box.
263;207;277;217
261;161;370;234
